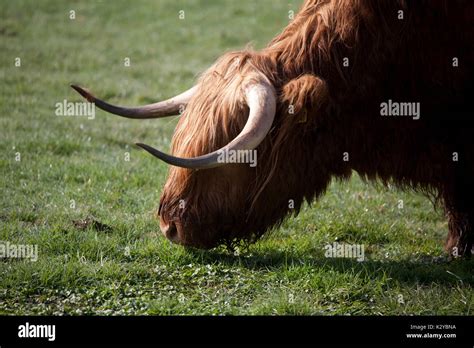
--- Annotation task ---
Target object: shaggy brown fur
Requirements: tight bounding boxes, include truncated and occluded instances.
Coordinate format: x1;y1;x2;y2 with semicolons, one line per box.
159;0;474;255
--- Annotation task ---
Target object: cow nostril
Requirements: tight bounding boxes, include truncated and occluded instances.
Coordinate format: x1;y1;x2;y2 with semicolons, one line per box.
167;223;178;240
161;221;179;243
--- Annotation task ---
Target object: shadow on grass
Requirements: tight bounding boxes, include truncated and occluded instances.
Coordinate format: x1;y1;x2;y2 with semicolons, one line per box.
186;248;474;286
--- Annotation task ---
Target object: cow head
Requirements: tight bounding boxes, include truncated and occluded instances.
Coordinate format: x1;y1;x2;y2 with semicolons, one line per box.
72;50;330;249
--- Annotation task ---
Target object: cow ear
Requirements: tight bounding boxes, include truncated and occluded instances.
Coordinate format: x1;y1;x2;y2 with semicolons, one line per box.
280;74;327;123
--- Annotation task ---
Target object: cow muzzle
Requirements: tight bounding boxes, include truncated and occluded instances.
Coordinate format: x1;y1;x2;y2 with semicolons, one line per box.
160;220;182;244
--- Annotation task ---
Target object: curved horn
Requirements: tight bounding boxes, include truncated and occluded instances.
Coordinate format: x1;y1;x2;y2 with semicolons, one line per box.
136;81;276;169
70;84;197;119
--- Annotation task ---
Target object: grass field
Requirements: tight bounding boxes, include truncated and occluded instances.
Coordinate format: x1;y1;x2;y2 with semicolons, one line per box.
0;0;473;315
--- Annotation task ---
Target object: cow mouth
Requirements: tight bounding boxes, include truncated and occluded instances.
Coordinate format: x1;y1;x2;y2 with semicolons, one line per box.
159;218;221;249
159;213;261;250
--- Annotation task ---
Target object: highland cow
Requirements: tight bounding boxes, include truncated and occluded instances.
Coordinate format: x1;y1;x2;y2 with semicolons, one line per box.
72;0;474;256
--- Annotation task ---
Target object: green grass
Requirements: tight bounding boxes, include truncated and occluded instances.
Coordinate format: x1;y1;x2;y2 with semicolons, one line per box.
0;0;472;315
